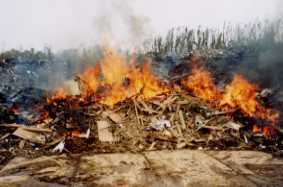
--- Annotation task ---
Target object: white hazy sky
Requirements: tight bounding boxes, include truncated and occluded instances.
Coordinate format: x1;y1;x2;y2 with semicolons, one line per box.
0;0;282;51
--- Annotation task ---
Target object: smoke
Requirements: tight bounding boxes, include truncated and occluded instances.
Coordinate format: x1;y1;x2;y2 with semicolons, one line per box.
232;22;283;89
226;44;283;90
16;0;153;93
276;0;283;18
92;0;152;51
0;0;282;97
112;0;152;50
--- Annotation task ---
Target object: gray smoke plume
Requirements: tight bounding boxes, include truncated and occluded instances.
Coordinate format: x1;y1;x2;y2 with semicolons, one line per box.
92;0;152;51
36;0;153;92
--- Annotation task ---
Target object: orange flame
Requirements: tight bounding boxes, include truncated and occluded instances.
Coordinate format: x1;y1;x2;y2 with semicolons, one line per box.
47;88;66;104
253;124;276;138
220;75;259;116
220;75;279;124
79;62;101;96
139;61;169;99
181;64;222;102
252;125;262;134
48;50;280;138
181;63;279;137
67;48;169;107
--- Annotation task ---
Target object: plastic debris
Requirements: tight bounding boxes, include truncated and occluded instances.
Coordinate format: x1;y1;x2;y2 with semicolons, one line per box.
194;115;206;130
147;117;171;131
52;139;65;153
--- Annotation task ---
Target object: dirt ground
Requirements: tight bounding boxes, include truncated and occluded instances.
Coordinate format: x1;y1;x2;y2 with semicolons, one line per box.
0;150;283;187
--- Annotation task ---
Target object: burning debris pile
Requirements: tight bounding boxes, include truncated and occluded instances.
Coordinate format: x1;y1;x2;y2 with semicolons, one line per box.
0;47;282;161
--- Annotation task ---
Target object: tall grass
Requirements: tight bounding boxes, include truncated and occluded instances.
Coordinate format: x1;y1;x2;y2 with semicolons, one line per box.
149;19;283;56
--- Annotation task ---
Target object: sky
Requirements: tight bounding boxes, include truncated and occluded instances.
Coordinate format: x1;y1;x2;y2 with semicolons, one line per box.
0;0;282;51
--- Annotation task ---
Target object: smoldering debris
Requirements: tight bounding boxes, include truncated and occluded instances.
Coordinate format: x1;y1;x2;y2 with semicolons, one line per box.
0;20;282;164
0;48;282;163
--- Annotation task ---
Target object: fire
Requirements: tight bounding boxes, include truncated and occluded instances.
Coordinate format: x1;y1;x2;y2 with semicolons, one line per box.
220;75;279;124
57;48;169;107
48;50;279;138
79;62;101;96
47;88;66;103
100;49;127;86
181;64;222;102
139;61;169;99
220;75;259;116
9;106;19;114
97;50;140;106
181;63;279;137
252;125;262;134
253;125;276;137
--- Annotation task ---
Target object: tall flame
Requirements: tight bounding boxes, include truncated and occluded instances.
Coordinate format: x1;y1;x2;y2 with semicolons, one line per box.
72;48;169;107
49;50;280;137
220;75;279;124
47;88;66;104
79;62;101;96
181;64;222;102
181;63;279;137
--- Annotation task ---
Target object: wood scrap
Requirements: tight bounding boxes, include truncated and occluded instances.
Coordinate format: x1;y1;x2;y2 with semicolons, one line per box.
178;110;186;130
146;132;177;143
18;140;25;149
209;109;238;117
156;95;177;111
0;124;52;133
175;122;184;137
176;141;187;149
148;142;157;151
96;121;117;143
13;128;46;144
223;121;243;131
0;133;10;141
133;100;142;126
138;100;157;114
0;86;280;157
102;110;123;124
